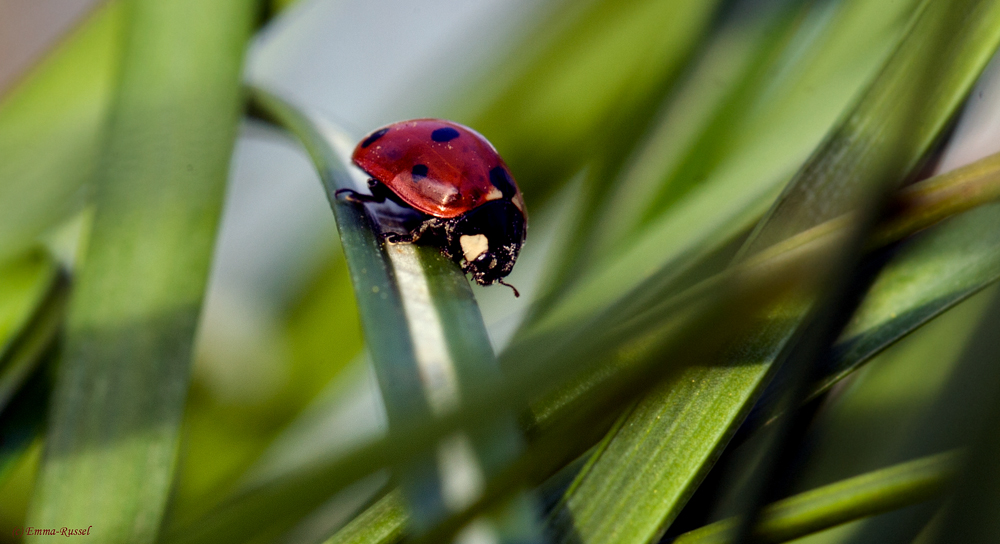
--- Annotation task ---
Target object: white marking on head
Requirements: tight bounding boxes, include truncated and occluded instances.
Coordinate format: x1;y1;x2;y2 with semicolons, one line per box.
460;234;489;263
485;187;503;201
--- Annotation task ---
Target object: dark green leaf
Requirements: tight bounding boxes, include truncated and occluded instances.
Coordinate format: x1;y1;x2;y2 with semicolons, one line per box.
674;451;957;544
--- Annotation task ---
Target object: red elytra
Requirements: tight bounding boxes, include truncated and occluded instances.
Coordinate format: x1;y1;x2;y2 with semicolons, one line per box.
351;119;525;219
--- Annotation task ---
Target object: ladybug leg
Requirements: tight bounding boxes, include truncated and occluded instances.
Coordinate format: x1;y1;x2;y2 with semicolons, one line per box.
384;217;443;244
335;178;402;204
335;187;386;204
371;178;414;208
384;231;418;244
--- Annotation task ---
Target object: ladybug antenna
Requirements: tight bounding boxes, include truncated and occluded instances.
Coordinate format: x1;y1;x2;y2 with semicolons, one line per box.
497;278;520;298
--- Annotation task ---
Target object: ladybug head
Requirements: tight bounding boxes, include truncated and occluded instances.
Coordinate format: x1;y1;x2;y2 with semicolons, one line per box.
448;201;526;288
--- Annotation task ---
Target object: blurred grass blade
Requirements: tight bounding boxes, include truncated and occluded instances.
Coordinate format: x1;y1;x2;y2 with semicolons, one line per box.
817;154;1000;398
743;0;1000;253
0;252;64;484
524;0;801;323
911;286;1000;543
323;491;407;544
0;2;123;263
159;134;1000;544
462;0;723;200
519;0;923;343
0;255;67;415
0;360;50;485
727;0;1000;535
248;87;543;543
746;205;1000;437
551;1;1000;541
511;144;1000;438
162;177;817;544
848;222;1000;543
505;0;921;429
468;0;725;317
673;451;957;544
0;253;59;379
595;0;809;247
847;300;1000;544
25;1;254;542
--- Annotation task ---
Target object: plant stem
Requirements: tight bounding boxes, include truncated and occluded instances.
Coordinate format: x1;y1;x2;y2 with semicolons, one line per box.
673;451;957;544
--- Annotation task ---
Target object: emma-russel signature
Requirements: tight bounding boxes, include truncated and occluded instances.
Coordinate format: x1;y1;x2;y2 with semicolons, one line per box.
12;526;93;537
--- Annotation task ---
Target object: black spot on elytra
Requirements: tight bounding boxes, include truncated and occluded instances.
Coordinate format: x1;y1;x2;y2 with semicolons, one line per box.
411;164;429;179
431;127;460;142
489;166;516;198
361;128;389;148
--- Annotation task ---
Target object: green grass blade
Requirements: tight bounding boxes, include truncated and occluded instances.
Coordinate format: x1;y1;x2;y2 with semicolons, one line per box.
0;2;123;263
589;2;797;253
157;143;1000;544
781;287;990;544
462;0;723;200
550;1;1000;541
503;0;918;429
673;452;957;544
456;0;726;320
739;165;1000;438
523;0;803;323
0;265;67;418
247;87;543;543
834;226;1000;542
0;252;64;484
161;190;813;544
518;0;923;343
0;253;60;379
323;491;407;544
744;0;1000;253
509;146;1000;436
540;203;994;544
725;0;1000;532
0;361;50;486
820;186;1000;399
913;287;1000;543
24;1;254;542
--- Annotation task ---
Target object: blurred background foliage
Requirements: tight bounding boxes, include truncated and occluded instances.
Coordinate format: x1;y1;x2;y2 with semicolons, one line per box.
2;0;1000;543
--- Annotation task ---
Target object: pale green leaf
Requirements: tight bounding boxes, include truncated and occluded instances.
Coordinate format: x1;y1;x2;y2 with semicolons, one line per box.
25;2;255;542
0;2;122;262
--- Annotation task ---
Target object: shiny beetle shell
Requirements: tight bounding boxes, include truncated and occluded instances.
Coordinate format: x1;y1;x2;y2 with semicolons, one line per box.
352;119;526;218
348;119;527;292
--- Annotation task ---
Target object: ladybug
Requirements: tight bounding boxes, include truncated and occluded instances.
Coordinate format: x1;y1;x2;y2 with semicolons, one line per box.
337;119;527;296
